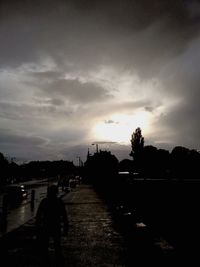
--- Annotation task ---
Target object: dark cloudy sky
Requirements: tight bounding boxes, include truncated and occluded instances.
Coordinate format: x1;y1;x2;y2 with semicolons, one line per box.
0;0;200;163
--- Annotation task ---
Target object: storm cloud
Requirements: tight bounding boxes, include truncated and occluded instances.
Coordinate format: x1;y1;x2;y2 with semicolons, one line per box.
41;78;113;104
0;0;200;162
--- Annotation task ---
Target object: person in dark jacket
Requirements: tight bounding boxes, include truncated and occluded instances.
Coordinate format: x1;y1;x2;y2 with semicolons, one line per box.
36;184;68;265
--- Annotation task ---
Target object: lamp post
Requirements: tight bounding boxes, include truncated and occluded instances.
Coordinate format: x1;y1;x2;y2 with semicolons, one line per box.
92;143;99;153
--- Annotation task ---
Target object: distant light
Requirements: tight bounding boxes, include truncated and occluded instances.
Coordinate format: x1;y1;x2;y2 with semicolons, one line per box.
136;222;147;228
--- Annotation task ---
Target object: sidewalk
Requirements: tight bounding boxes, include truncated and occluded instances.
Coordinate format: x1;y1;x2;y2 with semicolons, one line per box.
0;184;177;266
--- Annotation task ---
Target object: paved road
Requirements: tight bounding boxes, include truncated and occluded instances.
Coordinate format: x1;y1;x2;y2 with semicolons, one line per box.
0;178;65;237
0;184;179;266
0;185;47;237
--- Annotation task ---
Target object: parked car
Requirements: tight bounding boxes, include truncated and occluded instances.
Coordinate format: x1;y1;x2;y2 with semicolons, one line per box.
4;185;28;205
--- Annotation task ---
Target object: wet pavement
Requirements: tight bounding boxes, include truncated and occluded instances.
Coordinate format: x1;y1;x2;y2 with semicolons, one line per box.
62;185;126;266
0;179;65;237
0;184;178;266
0;185;47;237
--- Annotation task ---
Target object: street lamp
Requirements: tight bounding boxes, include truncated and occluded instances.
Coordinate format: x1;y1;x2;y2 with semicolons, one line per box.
92;143;99;153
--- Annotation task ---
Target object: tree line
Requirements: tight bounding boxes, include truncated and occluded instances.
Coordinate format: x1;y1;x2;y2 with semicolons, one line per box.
1;127;199;186
85;127;200;183
128;127;200;179
0;152;75;187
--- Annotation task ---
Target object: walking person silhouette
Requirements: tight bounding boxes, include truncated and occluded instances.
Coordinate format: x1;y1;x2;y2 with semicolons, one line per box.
36;184;68;266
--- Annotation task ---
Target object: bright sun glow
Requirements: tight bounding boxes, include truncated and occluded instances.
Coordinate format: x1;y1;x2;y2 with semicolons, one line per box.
92;111;152;144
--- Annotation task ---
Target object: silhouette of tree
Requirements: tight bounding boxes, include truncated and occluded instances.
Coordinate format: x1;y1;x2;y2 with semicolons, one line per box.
188;149;200;179
18;160;75;181
84;150;119;185
140;145;158;177
0;152;8;165
157;149;170;178
130;127;144;173
170;146;200;179
130;127;144;158
0;152;9;185
119;159;134;172
170;146;190;179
